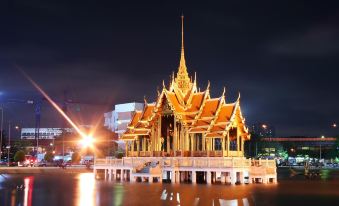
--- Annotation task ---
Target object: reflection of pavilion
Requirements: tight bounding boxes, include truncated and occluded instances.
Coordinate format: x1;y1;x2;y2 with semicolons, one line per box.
94;17;276;185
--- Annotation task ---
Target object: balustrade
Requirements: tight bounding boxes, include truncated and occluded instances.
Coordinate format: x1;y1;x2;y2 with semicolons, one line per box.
94;157;276;170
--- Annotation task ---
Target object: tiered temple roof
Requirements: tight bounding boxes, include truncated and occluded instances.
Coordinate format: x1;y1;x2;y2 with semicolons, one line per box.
122;16;250;141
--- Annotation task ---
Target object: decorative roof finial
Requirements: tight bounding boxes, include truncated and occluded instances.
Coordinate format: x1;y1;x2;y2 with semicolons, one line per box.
144;95;148;104
222;87;226;97
157;86;160;96
181;14;185;64
177;14;187;73
174;15;192;95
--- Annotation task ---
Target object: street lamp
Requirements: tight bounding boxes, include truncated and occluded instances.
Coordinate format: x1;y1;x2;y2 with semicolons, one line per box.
81;135;94;148
7;121;11;166
320;135;325;160
0;106;3;161
262;124;271;156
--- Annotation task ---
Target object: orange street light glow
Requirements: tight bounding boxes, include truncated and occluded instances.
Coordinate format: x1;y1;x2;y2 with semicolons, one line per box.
81;135;94;148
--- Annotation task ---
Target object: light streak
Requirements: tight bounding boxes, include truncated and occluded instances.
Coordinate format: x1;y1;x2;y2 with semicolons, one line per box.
19;68;86;138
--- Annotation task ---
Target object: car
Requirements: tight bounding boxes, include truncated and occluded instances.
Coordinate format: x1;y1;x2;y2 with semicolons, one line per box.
36;160;55;167
23;155;37;167
0;160;7;166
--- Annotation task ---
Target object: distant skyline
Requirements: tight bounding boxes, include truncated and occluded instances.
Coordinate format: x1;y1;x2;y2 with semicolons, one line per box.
0;1;338;137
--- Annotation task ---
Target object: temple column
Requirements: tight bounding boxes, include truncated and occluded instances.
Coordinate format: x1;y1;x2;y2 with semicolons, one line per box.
202;135;206;151
151;127;154;152
206;137;209;156
183;129;186;152
137;139;140;157
131;140;135;157
206;171;212;184
181;129;185;155
221;137;225;157
186;129;190;151
125;142;128;157
191;134;195;156
192;133;195;156
192;171;196;184
211;138;214;151
148;139;151;152
173;115;177;157
226;133;230;157
158;117;161;151
241;137;244;157
177;127;182;151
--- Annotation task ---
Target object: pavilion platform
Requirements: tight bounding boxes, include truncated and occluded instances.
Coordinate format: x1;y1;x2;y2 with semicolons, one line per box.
93;157;277;185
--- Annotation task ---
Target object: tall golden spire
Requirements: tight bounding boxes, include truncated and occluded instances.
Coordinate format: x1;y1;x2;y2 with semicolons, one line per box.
180;15;186;68
175;15;192;95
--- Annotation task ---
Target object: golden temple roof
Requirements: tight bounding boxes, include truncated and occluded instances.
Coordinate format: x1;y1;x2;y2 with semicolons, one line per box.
121;17;250;140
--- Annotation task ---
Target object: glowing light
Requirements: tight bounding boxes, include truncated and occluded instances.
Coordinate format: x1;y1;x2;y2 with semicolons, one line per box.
321;135;325;139
333;123;337;128
24;176;34;206
81;135;94;148
15;126;19;130
262;124;267;129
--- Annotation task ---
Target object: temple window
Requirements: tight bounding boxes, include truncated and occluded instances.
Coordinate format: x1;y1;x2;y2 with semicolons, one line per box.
214;138;222;151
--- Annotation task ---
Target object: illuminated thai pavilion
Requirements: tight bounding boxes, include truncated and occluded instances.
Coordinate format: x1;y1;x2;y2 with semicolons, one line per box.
122;16;250;157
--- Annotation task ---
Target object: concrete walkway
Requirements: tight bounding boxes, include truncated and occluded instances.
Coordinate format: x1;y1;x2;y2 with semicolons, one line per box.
0;166;91;174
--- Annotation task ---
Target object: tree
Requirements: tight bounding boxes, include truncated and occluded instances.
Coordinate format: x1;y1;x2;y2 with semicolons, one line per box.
44;151;54;162
72;152;81;163
14;150;25;162
12;139;33;154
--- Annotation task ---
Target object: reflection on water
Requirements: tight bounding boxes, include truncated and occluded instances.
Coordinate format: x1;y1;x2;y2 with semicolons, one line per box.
0;169;338;206
24;176;34;206
113;185;124;206
78;173;95;206
10;189;15;206
160;189;251;206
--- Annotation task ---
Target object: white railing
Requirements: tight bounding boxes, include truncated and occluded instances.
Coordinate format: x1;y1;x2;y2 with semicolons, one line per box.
95;157;275;169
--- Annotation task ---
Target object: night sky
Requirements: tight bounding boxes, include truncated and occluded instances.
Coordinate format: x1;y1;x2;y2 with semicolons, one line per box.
0;1;338;137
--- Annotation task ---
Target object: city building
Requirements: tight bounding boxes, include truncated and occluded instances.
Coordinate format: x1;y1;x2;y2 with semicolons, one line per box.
95;17;276;185
104;102;144;136
261;136;337;158
21;128;73;139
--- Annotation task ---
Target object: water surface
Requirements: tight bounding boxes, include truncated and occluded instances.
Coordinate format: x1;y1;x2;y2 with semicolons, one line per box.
0;169;338;206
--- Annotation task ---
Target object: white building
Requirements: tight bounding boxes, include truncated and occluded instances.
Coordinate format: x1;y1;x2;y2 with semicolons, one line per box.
21;128;73;139
104;102;144;137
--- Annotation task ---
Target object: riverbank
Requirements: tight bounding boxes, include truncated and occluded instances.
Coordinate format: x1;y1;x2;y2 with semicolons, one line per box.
0;166;91;174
